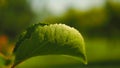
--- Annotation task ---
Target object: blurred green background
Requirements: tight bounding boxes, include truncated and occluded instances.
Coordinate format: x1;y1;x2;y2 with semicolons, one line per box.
0;0;120;68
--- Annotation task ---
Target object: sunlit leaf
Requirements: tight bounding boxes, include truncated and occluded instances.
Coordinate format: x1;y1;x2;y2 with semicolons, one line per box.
13;23;87;67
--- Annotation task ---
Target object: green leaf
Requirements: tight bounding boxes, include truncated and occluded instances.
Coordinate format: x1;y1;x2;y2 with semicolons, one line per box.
13;23;87;66
0;56;6;67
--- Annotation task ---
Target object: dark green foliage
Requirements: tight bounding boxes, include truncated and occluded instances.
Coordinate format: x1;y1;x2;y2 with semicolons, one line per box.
0;0;34;38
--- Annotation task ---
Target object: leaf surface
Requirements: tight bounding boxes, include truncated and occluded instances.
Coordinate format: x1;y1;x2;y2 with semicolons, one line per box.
14;23;87;66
